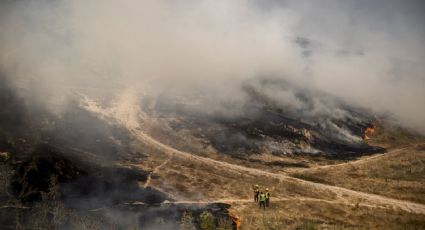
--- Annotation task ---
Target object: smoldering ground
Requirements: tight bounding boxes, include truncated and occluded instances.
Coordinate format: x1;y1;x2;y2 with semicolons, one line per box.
0;77;236;229
152;77;383;158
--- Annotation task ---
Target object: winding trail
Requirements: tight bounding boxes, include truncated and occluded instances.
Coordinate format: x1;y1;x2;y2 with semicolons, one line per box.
130;129;425;214
143;154;173;188
79;90;425;215
309;142;425;170
126;197;396;212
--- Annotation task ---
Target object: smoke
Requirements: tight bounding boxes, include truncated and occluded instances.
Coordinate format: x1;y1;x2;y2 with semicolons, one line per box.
0;0;424;133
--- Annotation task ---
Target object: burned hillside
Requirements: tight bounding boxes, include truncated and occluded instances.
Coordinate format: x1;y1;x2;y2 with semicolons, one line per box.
143;78;384;160
0;78;234;229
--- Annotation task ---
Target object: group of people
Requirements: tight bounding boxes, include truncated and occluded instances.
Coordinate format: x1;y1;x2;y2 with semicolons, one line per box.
253;184;270;210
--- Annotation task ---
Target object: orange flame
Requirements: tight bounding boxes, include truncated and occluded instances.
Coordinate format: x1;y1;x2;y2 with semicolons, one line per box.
364;127;375;140
229;212;241;229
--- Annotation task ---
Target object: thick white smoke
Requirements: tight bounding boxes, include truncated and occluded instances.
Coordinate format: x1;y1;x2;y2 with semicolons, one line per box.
0;0;424;133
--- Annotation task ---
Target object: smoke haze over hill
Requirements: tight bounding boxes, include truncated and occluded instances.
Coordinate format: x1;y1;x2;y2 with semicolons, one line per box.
0;0;424;133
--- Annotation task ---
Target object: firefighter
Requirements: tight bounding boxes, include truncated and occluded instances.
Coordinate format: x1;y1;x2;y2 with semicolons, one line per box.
253;184;260;202
265;188;270;207
259;191;267;210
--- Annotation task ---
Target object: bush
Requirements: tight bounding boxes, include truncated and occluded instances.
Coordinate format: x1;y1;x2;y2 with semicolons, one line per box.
199;211;215;230
180;211;196;230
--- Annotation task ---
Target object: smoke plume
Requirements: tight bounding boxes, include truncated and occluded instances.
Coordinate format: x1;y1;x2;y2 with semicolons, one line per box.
0;0;424;133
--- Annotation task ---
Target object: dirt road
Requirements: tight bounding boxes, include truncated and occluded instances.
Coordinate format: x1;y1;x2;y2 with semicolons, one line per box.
129;127;425;214
307;142;425;170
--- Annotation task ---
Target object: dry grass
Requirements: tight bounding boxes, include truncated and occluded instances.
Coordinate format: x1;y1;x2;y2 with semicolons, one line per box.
128;120;425;229
149;154;340;202
231;199;425;230
291;144;425;204
367;122;424;149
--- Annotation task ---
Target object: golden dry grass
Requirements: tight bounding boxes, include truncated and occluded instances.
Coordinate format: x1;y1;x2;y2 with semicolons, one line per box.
131;124;425;229
231;199;425;230
291;143;425;204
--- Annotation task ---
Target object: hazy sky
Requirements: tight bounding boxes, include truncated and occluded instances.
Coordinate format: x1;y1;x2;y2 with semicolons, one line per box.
0;0;424;132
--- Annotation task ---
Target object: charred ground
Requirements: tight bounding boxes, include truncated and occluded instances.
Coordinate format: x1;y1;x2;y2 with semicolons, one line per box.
0;78;233;229
145;78;384;160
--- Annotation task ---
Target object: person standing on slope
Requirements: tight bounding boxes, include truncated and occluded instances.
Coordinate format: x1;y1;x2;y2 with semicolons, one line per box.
259;191;267;210
253;184;260;202
265;188;271;207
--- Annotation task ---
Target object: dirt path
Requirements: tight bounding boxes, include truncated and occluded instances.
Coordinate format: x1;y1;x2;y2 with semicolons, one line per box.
308;142;425;170
128;197;393;212
79;91;425;215
163;197;344;206
143;154;173;188
127;127;425;214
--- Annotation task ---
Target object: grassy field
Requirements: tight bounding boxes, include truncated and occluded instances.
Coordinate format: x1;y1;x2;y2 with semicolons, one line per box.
230;199;425;230
290;129;425;205
136;121;425;229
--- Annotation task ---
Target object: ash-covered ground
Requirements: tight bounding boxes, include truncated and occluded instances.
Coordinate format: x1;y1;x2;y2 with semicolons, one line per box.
0;77;234;229
142;78;384;160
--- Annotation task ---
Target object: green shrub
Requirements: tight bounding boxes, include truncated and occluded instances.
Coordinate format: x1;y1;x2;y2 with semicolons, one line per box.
180;211;196;230
199;211;215;230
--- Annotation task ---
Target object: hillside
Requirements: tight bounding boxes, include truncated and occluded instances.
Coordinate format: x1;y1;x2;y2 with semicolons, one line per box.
1;79;424;229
